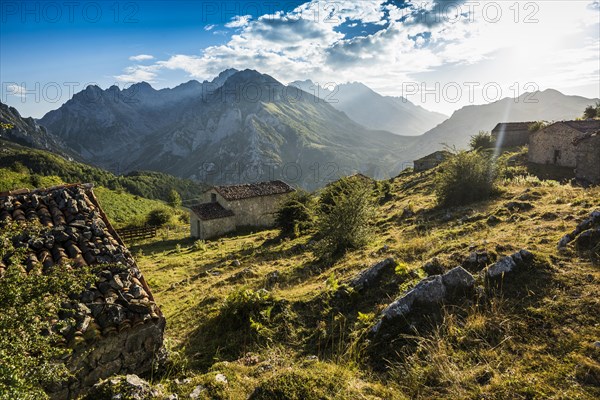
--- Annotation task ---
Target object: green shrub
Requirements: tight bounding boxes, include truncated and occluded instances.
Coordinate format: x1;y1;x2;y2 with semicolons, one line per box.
434;150;497;206
316;178;375;259
0;222;94;398
275;191;314;237
146;208;172;227
528;121;548;132
469;131;493;150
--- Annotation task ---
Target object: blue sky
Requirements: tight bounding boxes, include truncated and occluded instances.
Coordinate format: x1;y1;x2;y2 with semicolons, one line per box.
1;1;599;117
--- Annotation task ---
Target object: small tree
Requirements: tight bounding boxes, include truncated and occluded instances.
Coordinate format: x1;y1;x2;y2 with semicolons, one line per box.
315;179;375;259
469;131;493;150
167;189;182;208
275;191;314;237
583;104;598;119
434;150;497;206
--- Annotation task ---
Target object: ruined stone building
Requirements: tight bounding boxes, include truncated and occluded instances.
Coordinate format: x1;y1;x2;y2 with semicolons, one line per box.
0;183;164;399
529;120;600;169
190;180;295;240
413;150;452;172
574;132;600;184
491;122;535;148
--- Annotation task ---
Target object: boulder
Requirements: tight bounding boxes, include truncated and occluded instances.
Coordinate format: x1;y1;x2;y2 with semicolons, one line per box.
486;249;534;280
558;210;600;250
371;266;475;335
85;374;162;400
349;258;396;291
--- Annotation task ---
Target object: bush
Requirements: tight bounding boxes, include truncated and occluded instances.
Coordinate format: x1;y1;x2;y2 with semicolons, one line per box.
316;178;375;259
583;103;599;119
275;191;314;237
469;131;493;150
434;150;497;206
528;121;548;132
146;208;172;227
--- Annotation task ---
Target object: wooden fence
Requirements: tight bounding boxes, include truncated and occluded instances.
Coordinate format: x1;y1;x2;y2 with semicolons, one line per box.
116;226;157;241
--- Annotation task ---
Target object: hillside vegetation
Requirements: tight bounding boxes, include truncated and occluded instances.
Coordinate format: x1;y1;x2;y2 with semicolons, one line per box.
0;158;179;229
0;139;206;204
116;149;600;399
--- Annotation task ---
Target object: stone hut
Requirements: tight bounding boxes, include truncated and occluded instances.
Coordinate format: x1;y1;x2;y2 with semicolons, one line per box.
0;183;165;399
190;180;295;240
574;132;600;184
491;122;535;148
529;120;600;168
413;150;452;172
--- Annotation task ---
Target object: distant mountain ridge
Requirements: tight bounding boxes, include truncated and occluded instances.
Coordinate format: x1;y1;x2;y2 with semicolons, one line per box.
289;80;448;136
40;69;415;189
0;101;77;159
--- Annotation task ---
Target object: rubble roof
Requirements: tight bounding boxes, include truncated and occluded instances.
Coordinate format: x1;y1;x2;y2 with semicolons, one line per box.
213;180;295;201
0;183;162;343
562;120;600;134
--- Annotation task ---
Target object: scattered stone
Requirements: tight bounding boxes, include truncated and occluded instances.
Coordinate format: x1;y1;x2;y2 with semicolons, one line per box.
189;385;206;399
485;249;534;280
231;259;241;267
593;341;600;349
541;212;559;221
462;250;495;273
371;266;475;335
349;258;396;291
486;215;502;225
423;257;444;276
215;373;228;384
265;270;280;288
87;374;161;400
305;355;318;361
557;210;600;250
505;201;534;212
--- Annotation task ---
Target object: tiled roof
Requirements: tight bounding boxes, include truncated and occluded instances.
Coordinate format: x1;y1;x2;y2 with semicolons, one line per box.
214;180;295;201
415;150;452;162
562;120;600;134
191;202;235;220
492;122;536;132
0;183;162;343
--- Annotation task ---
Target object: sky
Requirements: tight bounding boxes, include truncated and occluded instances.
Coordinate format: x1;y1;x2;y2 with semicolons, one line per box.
1;0;599;118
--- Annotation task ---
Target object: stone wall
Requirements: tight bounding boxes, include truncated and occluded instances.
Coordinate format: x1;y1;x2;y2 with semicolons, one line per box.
529;124;584;168
190;212;236;240
575;135;600;184
51;319;166;399
224;194;287;227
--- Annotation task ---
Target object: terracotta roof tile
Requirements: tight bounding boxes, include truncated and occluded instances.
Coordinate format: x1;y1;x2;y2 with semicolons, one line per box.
214;180;295;201
0;183;162;342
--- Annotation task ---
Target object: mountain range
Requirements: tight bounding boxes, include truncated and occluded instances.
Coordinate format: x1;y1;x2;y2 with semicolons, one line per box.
2;69;597;190
39;69;415;189
289;80;448;136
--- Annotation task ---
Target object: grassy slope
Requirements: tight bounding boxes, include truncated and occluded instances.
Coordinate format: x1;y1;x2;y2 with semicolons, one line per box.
132;155;600;399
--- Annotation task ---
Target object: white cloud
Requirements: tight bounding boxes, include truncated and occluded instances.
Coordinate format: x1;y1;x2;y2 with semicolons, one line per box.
118;0;600;112
204;24;216;31
6;84;27;98
225;15;252;28
114;65;159;83
129;54;155;62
